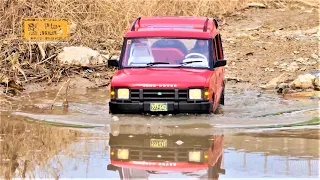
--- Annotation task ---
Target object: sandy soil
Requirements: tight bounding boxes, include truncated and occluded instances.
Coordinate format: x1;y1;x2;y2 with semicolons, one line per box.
221;4;319;88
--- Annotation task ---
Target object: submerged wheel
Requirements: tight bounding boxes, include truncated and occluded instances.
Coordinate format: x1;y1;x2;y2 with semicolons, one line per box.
219;87;225;105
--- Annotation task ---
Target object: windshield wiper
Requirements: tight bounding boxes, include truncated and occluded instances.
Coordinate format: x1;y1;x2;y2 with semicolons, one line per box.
146;62;170;67
176;60;203;67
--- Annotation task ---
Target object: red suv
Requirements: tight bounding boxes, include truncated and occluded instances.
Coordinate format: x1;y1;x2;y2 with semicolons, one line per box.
108;16;226;114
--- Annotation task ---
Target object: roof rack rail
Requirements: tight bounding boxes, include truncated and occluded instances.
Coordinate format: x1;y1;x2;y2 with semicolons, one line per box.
203;18;209;32
131;17;141;31
203;18;219;32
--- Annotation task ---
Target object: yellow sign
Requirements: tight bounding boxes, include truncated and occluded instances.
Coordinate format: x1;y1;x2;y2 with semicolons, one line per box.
21;18;70;42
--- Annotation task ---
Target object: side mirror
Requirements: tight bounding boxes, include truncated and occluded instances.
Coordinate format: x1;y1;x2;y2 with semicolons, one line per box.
214;60;226;68
108;56;120;68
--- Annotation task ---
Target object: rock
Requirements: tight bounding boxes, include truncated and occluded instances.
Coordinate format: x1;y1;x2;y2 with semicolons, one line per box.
296;57;307;64
304;27;318;35
290;73;316;90
112;116;119;121
273;61;279;66
286;62;299;72
279;63;288;71
235;33;256;40
276;83;289;94
304;9;314;13
314;75;320;90
57;46;106;66
248;2;266;8
260;73;292;90
264;67;274;72
293;51;299;54
311;53;319;59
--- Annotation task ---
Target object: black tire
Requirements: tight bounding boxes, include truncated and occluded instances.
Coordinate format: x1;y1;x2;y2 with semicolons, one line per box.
219;87;224;105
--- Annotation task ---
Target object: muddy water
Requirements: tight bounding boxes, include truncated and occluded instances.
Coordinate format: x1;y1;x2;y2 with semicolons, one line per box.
1;87;319;179
5;87;319;128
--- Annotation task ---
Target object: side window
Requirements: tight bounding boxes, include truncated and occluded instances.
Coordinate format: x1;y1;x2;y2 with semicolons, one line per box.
212;39;218;61
213;34;224;60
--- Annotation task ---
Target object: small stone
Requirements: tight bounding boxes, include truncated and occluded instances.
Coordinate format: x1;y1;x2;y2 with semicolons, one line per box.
232;62;236;66
296;57;305;63
311;53;319;59
279;63;288;71
290;73;316;90
112;116;119;121
304;9;313;13
248;2;266;8
286;62;299;72
273;61;279;66
304;27;318;35
293;51;299;54
276;83;289;94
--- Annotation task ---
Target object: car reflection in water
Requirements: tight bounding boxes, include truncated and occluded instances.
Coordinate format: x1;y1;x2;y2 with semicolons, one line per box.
107;122;225;179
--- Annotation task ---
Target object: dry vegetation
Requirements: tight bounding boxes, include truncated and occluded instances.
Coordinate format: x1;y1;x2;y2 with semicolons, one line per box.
0;0;316;92
0;0;257;92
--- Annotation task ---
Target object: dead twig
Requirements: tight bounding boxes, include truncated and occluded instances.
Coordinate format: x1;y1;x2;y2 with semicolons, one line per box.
50;78;71;110
37;43;46;60
37;54;57;65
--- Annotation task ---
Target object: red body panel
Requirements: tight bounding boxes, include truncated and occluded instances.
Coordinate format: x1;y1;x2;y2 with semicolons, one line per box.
111;160;208;172
111;68;213;89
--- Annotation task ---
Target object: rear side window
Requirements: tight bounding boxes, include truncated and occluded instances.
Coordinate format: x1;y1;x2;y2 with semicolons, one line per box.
212;34;224;60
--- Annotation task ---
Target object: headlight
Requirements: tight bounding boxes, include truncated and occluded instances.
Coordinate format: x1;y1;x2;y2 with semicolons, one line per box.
189;89;202;100
117;88;129;99
117;149;129;160
188;151;201;162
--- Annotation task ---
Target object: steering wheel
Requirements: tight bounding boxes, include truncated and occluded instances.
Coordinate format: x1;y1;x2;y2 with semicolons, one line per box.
184;53;207;61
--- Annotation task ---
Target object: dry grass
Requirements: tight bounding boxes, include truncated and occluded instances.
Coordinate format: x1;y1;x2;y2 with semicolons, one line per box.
0;0;314;90
0;0;252;89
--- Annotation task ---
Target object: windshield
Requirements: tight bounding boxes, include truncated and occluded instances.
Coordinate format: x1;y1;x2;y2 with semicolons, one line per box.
121;38;211;68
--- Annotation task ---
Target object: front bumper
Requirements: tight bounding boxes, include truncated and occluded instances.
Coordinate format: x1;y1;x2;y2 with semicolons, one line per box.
109;101;213;114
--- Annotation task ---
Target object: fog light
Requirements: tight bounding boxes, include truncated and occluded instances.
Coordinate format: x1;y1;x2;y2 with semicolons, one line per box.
189;151;201;162
117;88;129;99
117;149;129;160
189;89;202;100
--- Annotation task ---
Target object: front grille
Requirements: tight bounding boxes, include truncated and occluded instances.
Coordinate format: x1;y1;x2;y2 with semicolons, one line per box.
130;88;188;102
129;148;189;162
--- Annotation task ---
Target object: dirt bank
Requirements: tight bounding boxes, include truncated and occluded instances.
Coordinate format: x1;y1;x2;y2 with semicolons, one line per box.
222;4;319;88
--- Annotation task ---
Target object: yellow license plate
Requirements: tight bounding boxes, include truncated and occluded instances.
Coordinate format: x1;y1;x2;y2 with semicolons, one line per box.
150;103;168;111
150;139;167;148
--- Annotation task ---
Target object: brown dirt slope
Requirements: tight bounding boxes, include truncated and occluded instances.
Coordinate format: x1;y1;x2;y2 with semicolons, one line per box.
221;4;319;88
